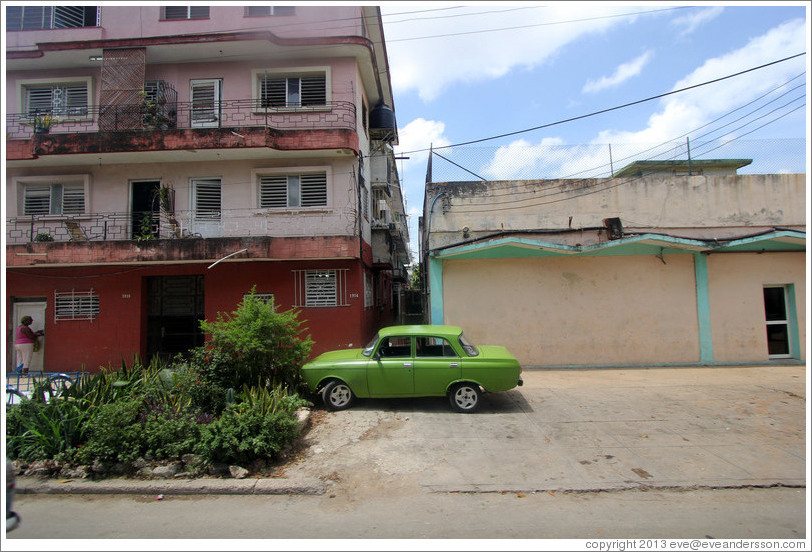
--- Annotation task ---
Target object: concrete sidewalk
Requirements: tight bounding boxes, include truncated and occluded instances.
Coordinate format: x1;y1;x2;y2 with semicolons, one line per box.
15;365;807;496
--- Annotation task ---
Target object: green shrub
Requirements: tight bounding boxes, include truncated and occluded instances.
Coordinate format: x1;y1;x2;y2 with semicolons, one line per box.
6;395;91;461
195;289;313;391
75;398;145;464
195;406;301;466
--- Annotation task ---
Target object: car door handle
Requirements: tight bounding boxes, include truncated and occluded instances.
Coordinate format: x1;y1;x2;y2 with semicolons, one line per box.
449;363;459;367
403;362;413;368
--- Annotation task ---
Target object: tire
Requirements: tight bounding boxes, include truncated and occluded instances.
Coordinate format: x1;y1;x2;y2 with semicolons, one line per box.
322;380;355;411
449;382;481;413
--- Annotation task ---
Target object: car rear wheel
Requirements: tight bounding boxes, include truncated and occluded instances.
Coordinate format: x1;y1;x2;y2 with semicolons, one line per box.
322;380;355;411
449;382;481;413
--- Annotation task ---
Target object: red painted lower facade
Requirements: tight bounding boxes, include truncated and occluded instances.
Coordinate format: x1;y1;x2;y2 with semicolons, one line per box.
6;237;399;373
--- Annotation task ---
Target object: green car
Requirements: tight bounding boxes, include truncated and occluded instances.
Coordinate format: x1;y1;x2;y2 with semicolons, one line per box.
301;325;523;413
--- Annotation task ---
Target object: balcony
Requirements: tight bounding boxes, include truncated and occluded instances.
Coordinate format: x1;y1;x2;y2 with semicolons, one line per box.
6;100;359;160
6;207;354;245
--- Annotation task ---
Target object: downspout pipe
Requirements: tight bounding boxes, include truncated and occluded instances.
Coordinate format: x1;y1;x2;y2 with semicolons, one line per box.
424;191;446;323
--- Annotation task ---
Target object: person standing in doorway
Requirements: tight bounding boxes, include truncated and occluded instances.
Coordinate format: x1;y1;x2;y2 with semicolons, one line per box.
15;315;44;374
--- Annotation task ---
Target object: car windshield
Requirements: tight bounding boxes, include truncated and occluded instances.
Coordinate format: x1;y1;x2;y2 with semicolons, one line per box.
459;333;479;357
362;333;379;357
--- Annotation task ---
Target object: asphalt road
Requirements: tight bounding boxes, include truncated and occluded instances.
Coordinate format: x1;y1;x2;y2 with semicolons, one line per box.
7;487;806;540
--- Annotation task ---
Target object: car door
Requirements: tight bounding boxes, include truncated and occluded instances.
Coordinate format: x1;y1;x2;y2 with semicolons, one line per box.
413;336;462;395
367;336;415;397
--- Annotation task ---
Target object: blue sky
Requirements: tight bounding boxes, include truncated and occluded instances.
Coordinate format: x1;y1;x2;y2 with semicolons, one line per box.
378;3;809;260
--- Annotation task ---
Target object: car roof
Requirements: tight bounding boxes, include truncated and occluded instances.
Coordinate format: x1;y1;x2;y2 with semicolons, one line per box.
377;325;463;338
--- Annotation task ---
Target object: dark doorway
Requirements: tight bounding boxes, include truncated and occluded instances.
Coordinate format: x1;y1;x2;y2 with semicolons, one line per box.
132;181;161;240
146;275;205;361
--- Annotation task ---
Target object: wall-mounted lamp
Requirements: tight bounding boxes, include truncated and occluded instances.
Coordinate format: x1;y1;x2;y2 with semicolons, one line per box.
89;56;103;62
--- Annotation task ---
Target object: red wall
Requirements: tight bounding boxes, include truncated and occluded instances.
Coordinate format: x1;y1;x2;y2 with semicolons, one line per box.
6;257;385;373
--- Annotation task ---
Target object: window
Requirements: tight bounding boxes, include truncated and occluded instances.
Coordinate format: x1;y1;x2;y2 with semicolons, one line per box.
190;79;220;128
257;73;327;108
24;82;89;118
193;179;221;220
162;6;209;20
6;6;99;30
377;336;412;358
55;289;99;322
764;286;792;358
293;269;349;307
245;6;295;16
364;272;373;308
416;337;458;358
24;183;85;216
245;293;275;309
259;173;327;208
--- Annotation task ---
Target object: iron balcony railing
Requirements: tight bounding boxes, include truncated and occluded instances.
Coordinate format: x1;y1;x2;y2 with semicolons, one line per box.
6;207;374;244
5;99;357;140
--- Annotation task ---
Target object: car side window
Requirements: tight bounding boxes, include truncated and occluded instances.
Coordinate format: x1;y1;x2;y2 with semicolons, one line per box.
415;337;458;358
377;336;412;358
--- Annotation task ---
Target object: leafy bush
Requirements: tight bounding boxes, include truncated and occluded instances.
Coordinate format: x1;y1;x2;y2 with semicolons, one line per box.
195;406;301;466
195;289;313;391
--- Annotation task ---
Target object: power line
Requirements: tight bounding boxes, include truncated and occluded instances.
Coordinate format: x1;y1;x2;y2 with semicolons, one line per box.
398;52;806;157
435;72;807;201
387;6;690;43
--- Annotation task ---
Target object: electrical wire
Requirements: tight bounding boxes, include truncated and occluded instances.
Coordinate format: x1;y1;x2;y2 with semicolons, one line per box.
396;53;806;157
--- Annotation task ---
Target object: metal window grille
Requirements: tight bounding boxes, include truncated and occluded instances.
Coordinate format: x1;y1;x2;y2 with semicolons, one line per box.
55;289;100;322
259;74;326;108
193;179;221;220
245;6;295;16
364;272;373;308
293;269;349;307
6;6;99;30
163;6;209;20
25;83;89;118
259;173;327;208
23;183;85;216
246;293;275;309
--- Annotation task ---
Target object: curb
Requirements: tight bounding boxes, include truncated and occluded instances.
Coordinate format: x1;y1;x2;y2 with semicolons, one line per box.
16;475;327;496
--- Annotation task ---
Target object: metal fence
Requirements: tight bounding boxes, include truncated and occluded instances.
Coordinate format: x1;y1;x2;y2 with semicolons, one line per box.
6;207;358;244
5;99;357;140
6;371;89;405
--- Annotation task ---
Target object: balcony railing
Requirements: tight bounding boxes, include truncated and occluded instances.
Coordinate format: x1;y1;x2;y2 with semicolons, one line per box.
6;207;362;244
5;100;356;140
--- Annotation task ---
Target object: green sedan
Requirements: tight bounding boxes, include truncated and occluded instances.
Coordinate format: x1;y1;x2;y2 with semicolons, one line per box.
301;325;523;413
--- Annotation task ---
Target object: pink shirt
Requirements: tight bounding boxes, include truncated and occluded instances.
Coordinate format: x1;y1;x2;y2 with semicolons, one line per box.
15;325;36;345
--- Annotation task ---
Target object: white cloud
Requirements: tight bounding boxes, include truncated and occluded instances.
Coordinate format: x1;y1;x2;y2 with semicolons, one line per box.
395;117;452;172
671;6;724;36
382;4;649;102
582;50;653;94
480;18;807;179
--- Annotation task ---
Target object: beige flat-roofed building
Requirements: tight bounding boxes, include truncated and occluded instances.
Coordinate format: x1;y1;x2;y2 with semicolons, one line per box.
421;161;806;368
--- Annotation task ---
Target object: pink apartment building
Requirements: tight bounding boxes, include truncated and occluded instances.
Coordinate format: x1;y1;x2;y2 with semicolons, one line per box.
5;5;410;372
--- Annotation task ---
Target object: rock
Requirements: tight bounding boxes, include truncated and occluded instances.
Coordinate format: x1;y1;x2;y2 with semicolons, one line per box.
208;463;230;477
132;457;148;469
173;472;191;479
249;458;267;473
229;465;249;479
295;408;312;433
181;454;202;468
136;467;154;479
152;464;180;479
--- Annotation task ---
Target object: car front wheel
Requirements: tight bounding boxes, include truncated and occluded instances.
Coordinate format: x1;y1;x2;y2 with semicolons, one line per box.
322;380;355;411
449;382;481;413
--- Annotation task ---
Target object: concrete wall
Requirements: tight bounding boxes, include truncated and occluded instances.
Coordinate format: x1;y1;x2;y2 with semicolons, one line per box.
6;6;364;50
707;252;806;363
441;254;701;367
427;174;806;250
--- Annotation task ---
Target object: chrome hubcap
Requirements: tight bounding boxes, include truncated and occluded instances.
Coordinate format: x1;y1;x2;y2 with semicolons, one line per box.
454;386;477;409
329;385;351;406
